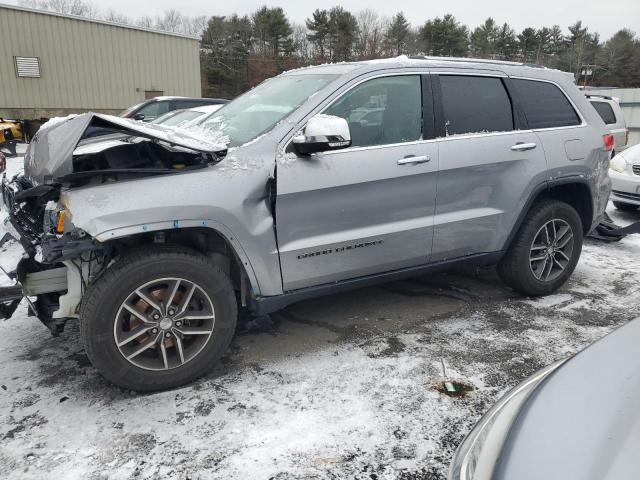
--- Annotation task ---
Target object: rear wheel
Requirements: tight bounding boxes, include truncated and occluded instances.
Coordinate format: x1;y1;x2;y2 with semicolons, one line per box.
498;200;583;296
80;246;237;391
613;201;639;211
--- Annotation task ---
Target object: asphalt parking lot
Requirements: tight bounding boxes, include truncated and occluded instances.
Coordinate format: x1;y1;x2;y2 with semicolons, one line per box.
1;151;640;479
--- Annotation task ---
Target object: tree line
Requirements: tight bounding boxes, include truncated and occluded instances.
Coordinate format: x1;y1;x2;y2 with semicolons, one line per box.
202;8;640;98
17;1;640;99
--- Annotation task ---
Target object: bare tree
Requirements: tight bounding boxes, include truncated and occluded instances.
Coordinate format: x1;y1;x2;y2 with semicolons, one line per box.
19;0;99;18
135;16;155;29
182;15;208;36
292;23;312;63
104;9;130;25
50;0;98;17
17;0;41;8
356;9;384;59
156;9;185;33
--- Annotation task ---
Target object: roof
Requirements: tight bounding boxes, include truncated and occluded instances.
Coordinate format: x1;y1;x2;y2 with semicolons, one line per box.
0;3;200;40
284;56;573;84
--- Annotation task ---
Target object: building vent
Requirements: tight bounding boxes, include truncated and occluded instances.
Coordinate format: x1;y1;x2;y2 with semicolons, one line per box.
15;56;41;78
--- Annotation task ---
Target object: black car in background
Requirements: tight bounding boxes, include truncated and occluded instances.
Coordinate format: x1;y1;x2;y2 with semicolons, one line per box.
121;96;228;122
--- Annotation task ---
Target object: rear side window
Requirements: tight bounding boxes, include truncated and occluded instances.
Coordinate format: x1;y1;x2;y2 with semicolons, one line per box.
512;79;581;129
439;75;513;136
590;101;617;125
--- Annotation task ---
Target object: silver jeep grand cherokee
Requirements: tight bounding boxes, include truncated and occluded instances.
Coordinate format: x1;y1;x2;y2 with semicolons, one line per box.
0;57;612;391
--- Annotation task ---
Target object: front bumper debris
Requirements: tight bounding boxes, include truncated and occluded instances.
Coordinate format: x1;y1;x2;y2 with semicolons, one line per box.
0;285;22;319
589;212;640;242
1;173;106;335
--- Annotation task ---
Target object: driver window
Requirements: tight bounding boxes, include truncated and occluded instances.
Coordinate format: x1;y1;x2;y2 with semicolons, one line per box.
323;75;423;148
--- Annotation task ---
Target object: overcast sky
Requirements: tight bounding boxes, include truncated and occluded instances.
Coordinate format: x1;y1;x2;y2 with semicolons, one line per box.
6;0;639;39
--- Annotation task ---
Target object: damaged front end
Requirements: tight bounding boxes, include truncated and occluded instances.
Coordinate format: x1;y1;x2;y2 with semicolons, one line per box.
1;113;227;335
1;173;107;335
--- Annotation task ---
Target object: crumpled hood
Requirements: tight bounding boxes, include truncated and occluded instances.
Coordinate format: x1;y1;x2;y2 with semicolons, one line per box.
24;113;227;185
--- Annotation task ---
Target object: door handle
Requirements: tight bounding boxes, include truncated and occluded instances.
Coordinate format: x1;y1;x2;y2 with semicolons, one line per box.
511;142;537;151
397;155;430;165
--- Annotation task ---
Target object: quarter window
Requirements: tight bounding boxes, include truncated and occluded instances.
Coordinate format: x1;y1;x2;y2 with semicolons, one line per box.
323;75;423;148
439;75;513;136
590;101;617;125
512;79;581;129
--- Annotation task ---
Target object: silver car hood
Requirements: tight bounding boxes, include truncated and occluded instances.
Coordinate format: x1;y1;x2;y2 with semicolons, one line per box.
24;113;226;185
494;317;640;480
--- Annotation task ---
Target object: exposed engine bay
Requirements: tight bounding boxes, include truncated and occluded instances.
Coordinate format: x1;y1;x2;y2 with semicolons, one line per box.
0;113;228;334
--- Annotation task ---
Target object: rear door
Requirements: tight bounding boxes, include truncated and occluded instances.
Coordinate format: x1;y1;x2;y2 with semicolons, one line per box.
276;73;439;291
431;72;548;261
511;78;609;219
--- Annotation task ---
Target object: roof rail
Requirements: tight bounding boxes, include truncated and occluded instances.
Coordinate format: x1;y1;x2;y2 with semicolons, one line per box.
407;56;548;69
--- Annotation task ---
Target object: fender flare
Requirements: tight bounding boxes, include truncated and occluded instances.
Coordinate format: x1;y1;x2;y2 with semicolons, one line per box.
502;176;595;252
94;219;263;296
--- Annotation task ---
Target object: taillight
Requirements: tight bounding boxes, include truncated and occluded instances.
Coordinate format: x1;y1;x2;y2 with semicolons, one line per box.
603;134;614;152
624;129;629;146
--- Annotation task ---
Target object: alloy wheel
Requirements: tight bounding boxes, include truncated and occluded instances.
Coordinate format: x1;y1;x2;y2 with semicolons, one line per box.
113;277;215;371
529;219;574;282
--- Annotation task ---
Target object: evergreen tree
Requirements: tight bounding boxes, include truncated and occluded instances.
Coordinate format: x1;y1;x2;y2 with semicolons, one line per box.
419;14;469;57
306;9;331;61
518;27;538;62
385;12;411;56
327;7;359;62
470;18;498;58
252;6;293;59
495;23;518;60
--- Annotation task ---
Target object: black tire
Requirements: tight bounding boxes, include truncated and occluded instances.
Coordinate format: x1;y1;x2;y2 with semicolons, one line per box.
613;201;638;211
498;200;583;296
80;246;237;392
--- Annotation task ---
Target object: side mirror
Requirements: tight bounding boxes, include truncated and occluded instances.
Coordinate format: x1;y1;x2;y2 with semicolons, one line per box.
132;113;146;121
293;115;351;155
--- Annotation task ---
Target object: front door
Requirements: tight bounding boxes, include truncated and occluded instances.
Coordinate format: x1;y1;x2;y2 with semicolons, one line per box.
276;74;439;291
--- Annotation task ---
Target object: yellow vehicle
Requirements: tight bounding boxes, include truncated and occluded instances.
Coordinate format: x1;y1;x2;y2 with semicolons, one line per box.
0;119;23;157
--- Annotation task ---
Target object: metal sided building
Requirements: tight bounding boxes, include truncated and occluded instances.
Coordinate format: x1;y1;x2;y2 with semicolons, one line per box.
0;3;201;120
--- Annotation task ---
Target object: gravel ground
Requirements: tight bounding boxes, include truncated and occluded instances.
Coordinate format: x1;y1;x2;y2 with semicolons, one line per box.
1;147;640;479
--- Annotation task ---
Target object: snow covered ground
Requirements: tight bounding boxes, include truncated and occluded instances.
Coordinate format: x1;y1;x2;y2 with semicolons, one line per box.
1;145;640;479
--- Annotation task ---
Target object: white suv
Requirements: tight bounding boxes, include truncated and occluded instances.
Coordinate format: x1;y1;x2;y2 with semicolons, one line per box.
587;94;628;155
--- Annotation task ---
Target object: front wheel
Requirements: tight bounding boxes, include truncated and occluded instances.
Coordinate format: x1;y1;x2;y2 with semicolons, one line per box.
498;200;583;296
80;247;237;391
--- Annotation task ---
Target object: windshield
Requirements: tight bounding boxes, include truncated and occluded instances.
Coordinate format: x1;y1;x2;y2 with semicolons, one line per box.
192;74;337;147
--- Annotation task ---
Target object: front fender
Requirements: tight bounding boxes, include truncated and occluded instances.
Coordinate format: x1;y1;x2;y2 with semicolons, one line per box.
61;165;283;297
